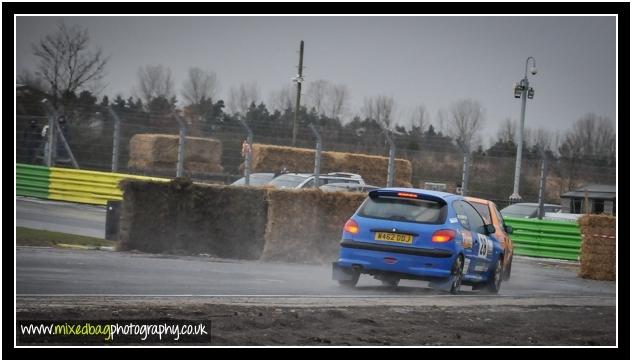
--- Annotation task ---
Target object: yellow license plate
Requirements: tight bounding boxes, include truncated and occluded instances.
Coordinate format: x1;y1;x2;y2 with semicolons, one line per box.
375;232;413;244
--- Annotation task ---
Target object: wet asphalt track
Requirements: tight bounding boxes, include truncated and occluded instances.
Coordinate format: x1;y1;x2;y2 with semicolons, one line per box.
16;197;106;238
16;246;615;298
15;197;615;299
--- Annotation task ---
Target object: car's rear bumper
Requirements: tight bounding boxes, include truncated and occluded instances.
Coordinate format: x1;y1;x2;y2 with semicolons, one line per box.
335;240;456;280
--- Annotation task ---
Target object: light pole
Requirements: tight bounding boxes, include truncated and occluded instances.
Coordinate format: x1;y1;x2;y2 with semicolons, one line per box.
509;56;537;202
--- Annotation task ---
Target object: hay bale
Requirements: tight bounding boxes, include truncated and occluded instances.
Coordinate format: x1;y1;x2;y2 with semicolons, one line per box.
261;189;366;263
248;144;412;187
128;134;223;173
580;242;615;256
119;179;267;259
578;214;616;231
577;214;616;281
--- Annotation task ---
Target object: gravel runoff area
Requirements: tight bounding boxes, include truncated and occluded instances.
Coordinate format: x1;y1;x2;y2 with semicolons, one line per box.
16;296;616;346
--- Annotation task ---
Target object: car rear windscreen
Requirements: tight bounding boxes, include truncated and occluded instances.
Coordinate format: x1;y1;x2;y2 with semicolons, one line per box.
358;196;447;224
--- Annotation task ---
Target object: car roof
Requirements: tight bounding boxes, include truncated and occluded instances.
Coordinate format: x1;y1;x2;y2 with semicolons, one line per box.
465;196;492;205
275;173;311;178
505;203;561;207
376;187;457;200
279;173;360;179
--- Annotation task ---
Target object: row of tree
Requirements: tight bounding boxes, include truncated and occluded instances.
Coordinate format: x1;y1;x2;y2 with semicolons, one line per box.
17;21;616;196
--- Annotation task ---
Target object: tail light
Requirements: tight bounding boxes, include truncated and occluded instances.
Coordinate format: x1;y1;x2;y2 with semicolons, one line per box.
432;229;456;243
344;219;359;234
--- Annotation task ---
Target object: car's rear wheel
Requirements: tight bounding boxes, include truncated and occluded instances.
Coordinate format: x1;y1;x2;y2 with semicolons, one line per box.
338;271;360;288
449;255;464;294
486;258;503;294
503;254;513;281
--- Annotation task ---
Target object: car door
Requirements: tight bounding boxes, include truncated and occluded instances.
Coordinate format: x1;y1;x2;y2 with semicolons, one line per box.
491;204;513;257
454;200;494;275
452;201;478;276
472;201;507;254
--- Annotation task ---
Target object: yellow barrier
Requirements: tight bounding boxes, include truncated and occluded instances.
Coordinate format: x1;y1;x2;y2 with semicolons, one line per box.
48;167;169;205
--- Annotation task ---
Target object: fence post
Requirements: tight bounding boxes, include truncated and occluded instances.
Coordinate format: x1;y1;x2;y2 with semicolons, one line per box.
383;129;396;187
43;101;79;169
459;142;470;196
308;124;322;187
238;117;253;185
108;107;121;172
537;149;548;219
461;152;471;196
45;111;55;167
174;114;187;178
53;119;79;169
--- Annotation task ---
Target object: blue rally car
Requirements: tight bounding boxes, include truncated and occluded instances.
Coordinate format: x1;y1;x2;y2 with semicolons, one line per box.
332;188;505;294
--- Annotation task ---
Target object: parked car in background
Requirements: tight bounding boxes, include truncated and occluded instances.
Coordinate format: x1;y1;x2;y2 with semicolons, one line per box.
465;197;514;281
332;188;506;294
267;172;366;189
543;212;584;222
319;182;380;193
500;203;562;219
231;173;277;186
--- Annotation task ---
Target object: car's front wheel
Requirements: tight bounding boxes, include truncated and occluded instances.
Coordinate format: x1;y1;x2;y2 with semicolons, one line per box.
449;255;464;294
503;254;513;281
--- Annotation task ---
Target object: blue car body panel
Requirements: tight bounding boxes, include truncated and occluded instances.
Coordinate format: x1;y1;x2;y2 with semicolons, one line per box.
334;187;504;285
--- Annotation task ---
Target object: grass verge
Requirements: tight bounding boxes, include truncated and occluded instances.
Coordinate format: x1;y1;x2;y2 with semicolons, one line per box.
16;227;118;249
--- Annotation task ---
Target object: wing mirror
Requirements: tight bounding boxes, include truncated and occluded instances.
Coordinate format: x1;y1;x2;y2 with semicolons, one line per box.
477;224;496;235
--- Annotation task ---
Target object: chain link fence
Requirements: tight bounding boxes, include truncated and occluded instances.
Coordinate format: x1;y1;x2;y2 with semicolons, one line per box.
16;100;616;206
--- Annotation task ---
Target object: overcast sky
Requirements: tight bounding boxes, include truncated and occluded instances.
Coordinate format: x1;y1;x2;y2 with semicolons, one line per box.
15;15;616;144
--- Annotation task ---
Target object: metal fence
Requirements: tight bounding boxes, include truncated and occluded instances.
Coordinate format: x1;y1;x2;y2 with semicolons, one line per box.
15;101;616;205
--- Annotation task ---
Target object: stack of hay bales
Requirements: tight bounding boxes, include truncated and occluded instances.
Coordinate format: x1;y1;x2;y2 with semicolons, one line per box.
261;188;367;263
128;134;223;174
118;178;268;259
248;144;412;187
577;214;616;281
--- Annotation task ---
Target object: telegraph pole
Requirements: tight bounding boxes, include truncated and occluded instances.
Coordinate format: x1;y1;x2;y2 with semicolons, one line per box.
292;40;304;146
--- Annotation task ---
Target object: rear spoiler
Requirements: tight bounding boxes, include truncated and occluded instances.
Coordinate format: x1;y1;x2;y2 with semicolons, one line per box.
368;190;447;206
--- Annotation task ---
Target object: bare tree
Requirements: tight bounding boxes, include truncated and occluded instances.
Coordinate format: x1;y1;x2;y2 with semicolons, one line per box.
227;82;260;115
326;84;349;121
443;99;485;152
532;127;553;151
558;113;615;189
135;64;174;105
17;70;49;92
32;22;108;106
410;105;429;134
181;67;219;105
562;113;615;159
268;84;294;112
593;116;616;157
497;118;516;143
305;79;329;114
362;95;396;129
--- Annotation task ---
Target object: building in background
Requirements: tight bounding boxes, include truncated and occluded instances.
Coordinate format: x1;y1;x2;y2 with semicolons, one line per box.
560;184;616;215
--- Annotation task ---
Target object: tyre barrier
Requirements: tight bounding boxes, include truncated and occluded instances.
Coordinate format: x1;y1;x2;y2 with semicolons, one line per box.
503;217;582;261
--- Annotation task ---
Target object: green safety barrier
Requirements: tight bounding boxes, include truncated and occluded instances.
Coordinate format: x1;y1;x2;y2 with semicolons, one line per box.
504;216;581;261
16;163;169;205
16;163;50;199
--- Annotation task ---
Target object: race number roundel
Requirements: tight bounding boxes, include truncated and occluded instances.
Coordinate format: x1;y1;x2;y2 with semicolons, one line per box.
477;234;493;257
